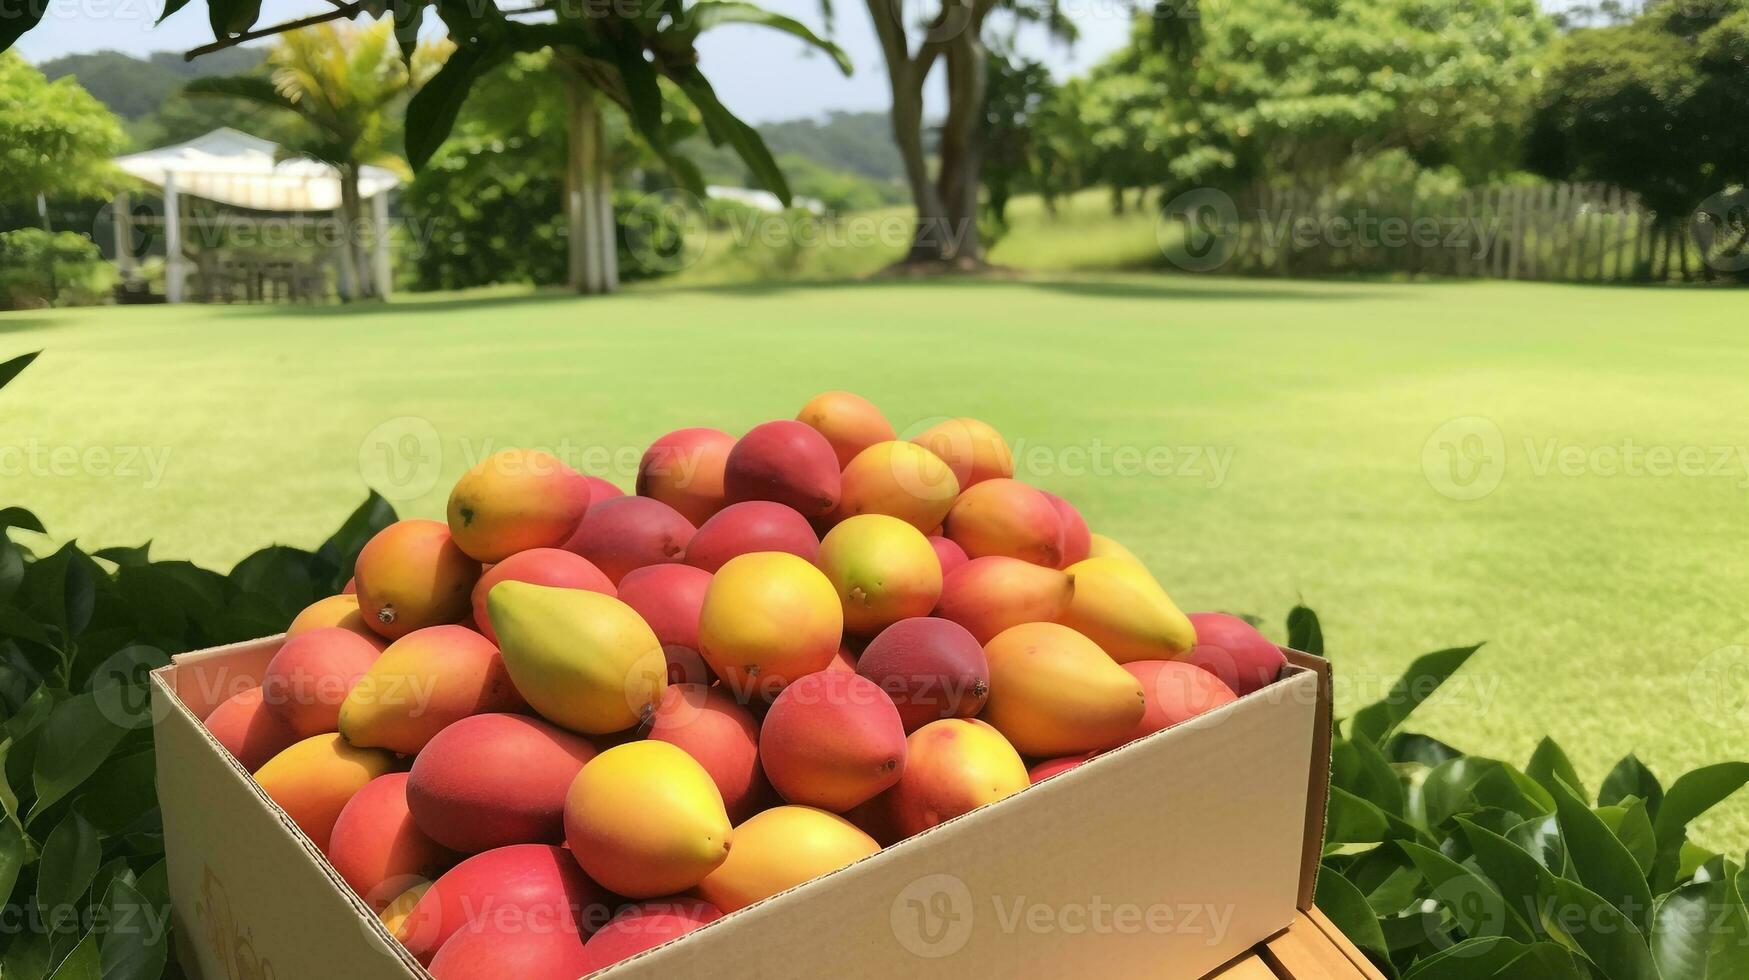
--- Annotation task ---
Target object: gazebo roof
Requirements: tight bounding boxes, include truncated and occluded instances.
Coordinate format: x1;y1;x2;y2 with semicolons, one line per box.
114;128;402;213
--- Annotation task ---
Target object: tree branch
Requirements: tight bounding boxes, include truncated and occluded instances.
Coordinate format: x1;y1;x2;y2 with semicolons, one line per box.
184;2;365;61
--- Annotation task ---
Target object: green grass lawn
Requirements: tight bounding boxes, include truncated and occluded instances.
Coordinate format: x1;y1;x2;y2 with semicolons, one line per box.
4;273;1747;843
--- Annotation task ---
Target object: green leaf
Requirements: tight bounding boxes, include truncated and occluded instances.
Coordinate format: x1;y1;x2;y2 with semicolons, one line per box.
1333;734;1405;815
1597;799;1658;875
37;813;101;935
0;506;46;535
1456;818;1552;940
394;0;427;64
157;0;195;23
1400;840;1535;943
1550;779;1654;931
1651;871;1749;980
405;42;508;171
1314;867;1392;970
681;1;853;74
0;3;48;57
1416;757;1502;829
609;35;667;151
671;67;792;205
1389;732;1464;767
1286;604;1324;656
1600;755;1664;816
207;0;264;39
1653;764;1749;889
1349;644;1483;744
0;817;25;909
46;927;100;980
1527;738;1585;801
29;693;131;824
1404;938;1583;980
1507;813;1569;875
98;877;168;980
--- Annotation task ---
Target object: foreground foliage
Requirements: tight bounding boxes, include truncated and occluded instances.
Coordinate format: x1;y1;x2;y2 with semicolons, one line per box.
1297;605;1749;978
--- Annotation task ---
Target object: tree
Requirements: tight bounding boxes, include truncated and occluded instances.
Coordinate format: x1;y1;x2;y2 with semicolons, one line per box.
186;21;444;299
1528;0;1749;279
1097;0;1551;200
979;52;1052;227
2;0;848;301
0;52;124;214
864;0;1073;268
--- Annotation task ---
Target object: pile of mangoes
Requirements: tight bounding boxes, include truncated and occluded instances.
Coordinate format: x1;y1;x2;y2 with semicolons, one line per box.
200;392;1288;978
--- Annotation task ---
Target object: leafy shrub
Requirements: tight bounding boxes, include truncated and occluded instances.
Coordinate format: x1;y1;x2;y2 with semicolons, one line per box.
1292;604;1749;978
0;230;116;310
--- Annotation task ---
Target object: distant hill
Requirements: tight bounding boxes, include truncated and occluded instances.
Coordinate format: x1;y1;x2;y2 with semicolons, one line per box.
758;111;905;185
38;48;266;120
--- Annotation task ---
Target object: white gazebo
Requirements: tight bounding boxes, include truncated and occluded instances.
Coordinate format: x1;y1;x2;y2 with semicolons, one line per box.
112;128;402;302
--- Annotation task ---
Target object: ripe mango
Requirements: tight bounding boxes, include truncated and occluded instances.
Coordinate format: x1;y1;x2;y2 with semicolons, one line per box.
563;741;733;898
818;514;942;636
983;622;1145;756
585;475;624;501
585;898;723;971
328;773;457;911
1087;532;1144;566
911;417;1013;488
261;627;382;739
837;441;959;533
428;921;595;980
637;426;736;526
489;581;668;734
203;686;299;772
1028;752;1097;784
698;552;842;698
287;594;387;650
856;617;989;732
929;534;968;576
378;880;431;936
564;495;695;584
935;556;1074;643
470;548;615;643
648;684;768;822
1126;660;1238;741
1185;612;1286;695
1041;490;1091;567
406;713;598;853
695;806;879;913
723;419;841;517
339;625;524;755
1059;557;1197;662
617;564;714;685
355;520;480;639
797;390;897;468
396;844;609;965
685;500;819;572
943;478;1064;567
254;733;397;851
761;671;907;812
885;718;1029;838
447;448;593;563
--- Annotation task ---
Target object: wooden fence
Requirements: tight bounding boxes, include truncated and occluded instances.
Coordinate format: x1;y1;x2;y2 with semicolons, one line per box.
1206;182;1731;283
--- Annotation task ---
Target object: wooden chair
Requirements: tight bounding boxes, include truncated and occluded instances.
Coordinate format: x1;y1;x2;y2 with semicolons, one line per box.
1205;910;1386;980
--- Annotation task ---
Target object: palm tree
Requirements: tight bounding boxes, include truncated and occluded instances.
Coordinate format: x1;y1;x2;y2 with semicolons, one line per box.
187;21;445;299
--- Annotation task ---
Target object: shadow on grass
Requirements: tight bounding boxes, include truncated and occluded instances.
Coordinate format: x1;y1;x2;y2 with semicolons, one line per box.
0;317;66;336
198;272;1381;317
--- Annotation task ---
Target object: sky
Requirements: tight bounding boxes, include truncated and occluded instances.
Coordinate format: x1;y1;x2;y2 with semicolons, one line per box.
13;0;1138;122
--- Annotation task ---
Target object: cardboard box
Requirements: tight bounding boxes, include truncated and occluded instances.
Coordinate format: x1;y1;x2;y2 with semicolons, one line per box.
151;638;1331;980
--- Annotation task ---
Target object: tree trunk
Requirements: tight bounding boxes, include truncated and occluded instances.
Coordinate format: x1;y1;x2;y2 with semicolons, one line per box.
337;166;370;301
867;0;989;269
564;74;619;295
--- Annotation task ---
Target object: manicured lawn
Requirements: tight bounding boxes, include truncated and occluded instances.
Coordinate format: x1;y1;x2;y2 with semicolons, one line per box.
3;273;1747;841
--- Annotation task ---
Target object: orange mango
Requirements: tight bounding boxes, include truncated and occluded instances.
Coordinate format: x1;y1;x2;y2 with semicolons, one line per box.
943;478;1063;567
260;627;382;739
354;520;480;640
339;625;524;755
982;622;1145;756
797;391;897;468
837;441;960;533
637;427;736;526
934;556;1074;644
563;741;733;898
447;448;593;563
254;733;398;851
910;417;1013;488
286;594;386;649
695;806;879;913
884;718;1029;838
328;773;456;911
697;552;842;699
817;514;942;636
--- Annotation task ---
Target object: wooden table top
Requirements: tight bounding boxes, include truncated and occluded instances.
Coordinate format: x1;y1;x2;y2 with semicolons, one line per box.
1205;909;1387;980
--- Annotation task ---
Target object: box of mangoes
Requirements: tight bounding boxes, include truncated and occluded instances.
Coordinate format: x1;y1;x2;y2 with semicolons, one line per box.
149;393;1331;979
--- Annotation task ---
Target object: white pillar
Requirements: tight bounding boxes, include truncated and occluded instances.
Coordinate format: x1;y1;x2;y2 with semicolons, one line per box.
371;193;393;300
163;174;184;303
113;191;135;277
